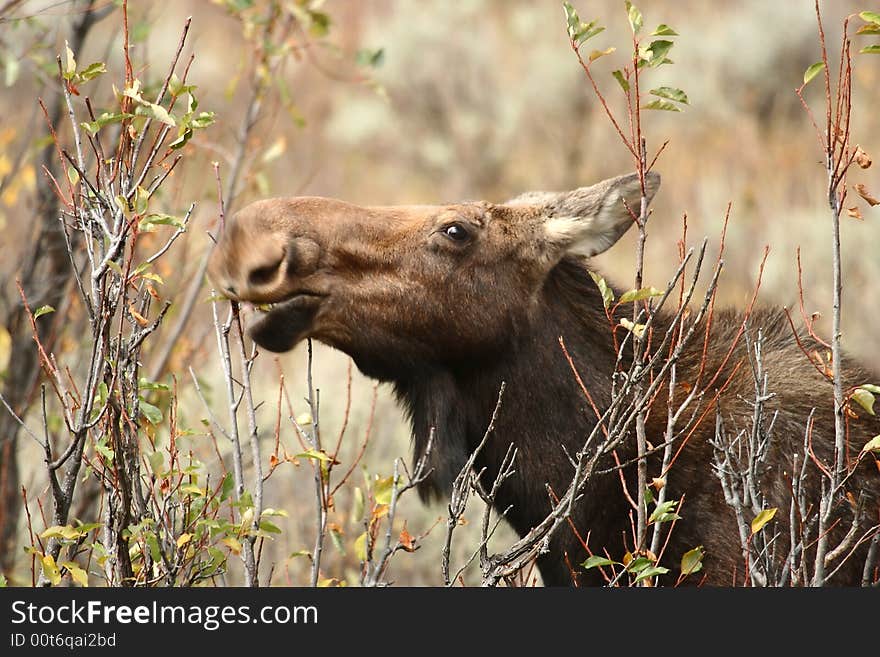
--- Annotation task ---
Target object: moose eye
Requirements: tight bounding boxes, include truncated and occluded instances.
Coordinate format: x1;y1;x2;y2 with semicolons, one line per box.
442;223;470;242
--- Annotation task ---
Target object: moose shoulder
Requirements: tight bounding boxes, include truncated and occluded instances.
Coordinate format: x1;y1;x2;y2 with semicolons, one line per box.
208;173;880;586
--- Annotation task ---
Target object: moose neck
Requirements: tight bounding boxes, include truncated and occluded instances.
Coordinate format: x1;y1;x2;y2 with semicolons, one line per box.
391;257;643;563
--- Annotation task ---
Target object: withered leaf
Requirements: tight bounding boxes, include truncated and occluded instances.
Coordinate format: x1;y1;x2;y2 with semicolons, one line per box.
854;145;872;169
129;305;149;327
847;206;863;220
854;183;879;206
399;525;416;552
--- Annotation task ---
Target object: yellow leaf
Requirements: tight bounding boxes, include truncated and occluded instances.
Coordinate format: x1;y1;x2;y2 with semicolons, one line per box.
176;533;192;548
373;476;394;505
41;554;62;586
589;46;616;62
353;532;367;561
64;41;77;77
261;136;287;164
60;561;88;587
620;317;646;338
221;537;241;554
680;546;704;575
0;325;10;372
750;507;778;534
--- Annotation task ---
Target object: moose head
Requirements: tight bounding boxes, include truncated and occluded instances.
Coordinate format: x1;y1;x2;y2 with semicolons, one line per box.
208;172;657;380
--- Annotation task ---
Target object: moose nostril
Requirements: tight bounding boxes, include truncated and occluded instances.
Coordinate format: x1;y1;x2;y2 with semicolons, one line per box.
248;257;283;287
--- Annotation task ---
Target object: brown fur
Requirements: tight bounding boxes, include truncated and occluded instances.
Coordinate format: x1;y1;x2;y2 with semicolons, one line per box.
208;173;880;586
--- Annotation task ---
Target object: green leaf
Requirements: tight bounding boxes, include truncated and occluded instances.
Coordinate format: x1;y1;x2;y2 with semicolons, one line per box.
856;24;880;35
860;384;880;394
803;61;825;85
634;565;669;583
862;435;880;453
651;24;678;36
329;526;345;554
76;62;106;82
625;1;643;35
221;472;235;501
258;520;281;534
133;186;149;215
648;500;680;524
147;451;164;474
612;69;630;93
563;2;581;37
95;437;114;463
649;86;689;105
860;44;880;55
168;74;196;97
180;483;206;496
138;378;170;391
639;39;674;67
680;545;704;575
618;286;664;304
41;554;62;586
138;213;185;232
0;574;7;587
135;102;176;126
294;449;330;463
140;400;163;425
374;475;394;505
74;522;101;535
589;271;614;308
353;532;367;562
80;112;133;136
581;555;617;570
169;128;193;150
642;99;682;112
352;486;365;522
67;165;80;186
34;305;55;319
576;24;605;45
852;388;876;415
859;11;880;25
750;507;778;534
589;47;615;62
189;111;215;129
355;48;385;68
625;556;653;573
123;82;176;126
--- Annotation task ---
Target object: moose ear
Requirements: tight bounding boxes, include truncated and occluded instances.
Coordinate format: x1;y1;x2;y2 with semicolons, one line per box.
511;172;660;258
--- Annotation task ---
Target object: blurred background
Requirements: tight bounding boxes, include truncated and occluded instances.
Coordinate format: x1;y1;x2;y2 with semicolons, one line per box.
0;0;878;586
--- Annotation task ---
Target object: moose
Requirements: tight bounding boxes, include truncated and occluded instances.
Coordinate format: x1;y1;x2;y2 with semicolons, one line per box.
208;172;880;586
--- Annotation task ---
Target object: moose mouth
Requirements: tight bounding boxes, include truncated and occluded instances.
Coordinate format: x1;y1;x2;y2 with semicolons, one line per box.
247;292;325;353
